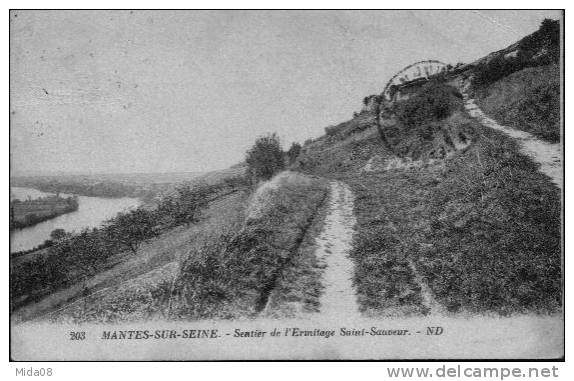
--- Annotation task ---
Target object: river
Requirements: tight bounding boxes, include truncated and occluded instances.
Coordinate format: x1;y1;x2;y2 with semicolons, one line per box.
10;187;141;253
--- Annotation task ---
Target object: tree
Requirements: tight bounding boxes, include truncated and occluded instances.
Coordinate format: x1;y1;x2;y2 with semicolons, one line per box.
537;18;560;63
68;229;109;313
104;208;159;254
245;133;285;182
50;228;69;242
286;142;302;164
166;184;209;227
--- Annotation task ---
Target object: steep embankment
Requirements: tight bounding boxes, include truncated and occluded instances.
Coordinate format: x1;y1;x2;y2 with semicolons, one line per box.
296;77;561;317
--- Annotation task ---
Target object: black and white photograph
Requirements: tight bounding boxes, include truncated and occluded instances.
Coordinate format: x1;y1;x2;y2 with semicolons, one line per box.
9;9;564;361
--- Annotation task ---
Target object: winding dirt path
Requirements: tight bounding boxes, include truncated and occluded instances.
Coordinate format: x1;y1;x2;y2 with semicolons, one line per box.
314;181;361;320
462;89;562;189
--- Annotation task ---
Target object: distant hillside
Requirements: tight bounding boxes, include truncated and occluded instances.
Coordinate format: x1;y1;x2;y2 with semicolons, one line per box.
10;166;246;203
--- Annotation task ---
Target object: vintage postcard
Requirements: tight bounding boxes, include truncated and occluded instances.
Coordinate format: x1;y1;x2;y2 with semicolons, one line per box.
9;9;563;361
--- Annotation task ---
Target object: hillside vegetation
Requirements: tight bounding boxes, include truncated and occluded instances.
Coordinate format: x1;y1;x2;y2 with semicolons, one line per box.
169;171;329;320
384;82;474;160
471;18;559;89
40;171;329;323
46;191;248;324
475;64;560;143
10;176;249;315
295;78;561;316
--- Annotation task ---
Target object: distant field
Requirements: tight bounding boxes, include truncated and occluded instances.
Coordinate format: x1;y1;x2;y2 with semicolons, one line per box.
10;165;247;202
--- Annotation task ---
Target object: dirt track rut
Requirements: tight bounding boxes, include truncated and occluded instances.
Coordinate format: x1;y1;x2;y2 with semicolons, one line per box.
315;181;361;320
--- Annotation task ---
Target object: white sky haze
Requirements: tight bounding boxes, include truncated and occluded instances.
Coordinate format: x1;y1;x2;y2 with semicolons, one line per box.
10;10;562;175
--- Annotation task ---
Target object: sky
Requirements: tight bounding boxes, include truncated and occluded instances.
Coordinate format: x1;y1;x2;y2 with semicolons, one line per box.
9;10;562;175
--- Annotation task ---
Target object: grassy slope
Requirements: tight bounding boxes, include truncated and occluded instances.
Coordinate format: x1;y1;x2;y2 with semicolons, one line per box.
262;182;330;318
475;64;560;143
42;192;248;323
296;94;561;316
46;172;330;323
10;167;250;313
16;190;249;323
170;171;329;320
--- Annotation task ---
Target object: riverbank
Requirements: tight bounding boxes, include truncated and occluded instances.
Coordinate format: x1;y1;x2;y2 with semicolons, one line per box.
10;187;141;254
10;195;79;230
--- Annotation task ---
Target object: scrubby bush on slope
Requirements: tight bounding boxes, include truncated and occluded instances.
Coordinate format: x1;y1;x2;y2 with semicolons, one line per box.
286;142;302;164
393;81;462;128
382;82;473;160
245;133;285;182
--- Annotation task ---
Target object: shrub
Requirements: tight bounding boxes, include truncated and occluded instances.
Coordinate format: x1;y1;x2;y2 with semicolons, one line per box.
473;55;526;88
49;228;69;242
385;82;468;160
173;228;241;319
325;125;338;136
286;142;302;164
394;81;461;128
157;184;209;227
104;208;159;254
520;18;560;64
245;133;285;182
